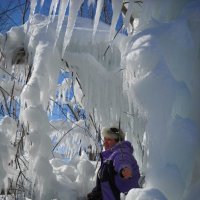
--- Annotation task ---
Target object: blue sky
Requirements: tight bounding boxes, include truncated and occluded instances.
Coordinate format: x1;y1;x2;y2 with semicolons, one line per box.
0;0;123;33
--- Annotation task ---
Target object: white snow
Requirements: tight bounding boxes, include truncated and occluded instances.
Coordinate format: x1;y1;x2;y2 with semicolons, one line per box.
126;187;168;200
0;0;200;200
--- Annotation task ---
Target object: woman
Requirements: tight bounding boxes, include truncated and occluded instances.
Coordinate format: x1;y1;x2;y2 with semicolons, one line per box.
87;127;140;200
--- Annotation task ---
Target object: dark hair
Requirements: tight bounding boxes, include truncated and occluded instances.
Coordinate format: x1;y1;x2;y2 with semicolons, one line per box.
102;127;125;141
110;127;119;133
110;127;121;142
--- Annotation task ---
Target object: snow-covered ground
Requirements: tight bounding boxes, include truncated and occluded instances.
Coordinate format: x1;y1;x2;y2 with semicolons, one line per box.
0;0;200;199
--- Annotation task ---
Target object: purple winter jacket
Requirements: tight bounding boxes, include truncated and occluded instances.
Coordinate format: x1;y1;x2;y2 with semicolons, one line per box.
98;141;140;200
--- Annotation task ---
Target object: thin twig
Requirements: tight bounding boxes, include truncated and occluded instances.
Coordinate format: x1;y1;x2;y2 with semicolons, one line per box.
9;81;15;113
0;87;11;116
0;66;17;80
52;127;74;152
0;2;27;16
103;23;123;57
0;85;20;105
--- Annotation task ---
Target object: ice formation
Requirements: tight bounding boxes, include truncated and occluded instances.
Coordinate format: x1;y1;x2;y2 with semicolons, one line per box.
0;0;200;200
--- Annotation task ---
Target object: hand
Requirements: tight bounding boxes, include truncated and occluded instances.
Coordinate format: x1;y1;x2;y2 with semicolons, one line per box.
121;167;132;179
87;190;102;200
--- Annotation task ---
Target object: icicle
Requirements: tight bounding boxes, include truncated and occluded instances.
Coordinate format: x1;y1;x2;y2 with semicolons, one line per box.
123;1;134;29
92;0;104;42
26;0;38;33
54;0;70;48
40;0;45;8
62;0;84;57
109;0;123;41
88;0;95;7
48;0;60;24
30;0;38;17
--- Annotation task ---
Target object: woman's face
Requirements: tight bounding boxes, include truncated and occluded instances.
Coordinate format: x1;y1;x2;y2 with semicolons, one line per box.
103;137;118;150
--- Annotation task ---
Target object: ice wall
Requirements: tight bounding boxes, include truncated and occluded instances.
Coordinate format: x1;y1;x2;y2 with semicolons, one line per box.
122;0;200;199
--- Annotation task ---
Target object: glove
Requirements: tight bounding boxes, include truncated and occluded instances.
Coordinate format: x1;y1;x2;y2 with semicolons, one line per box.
87;190;102;200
